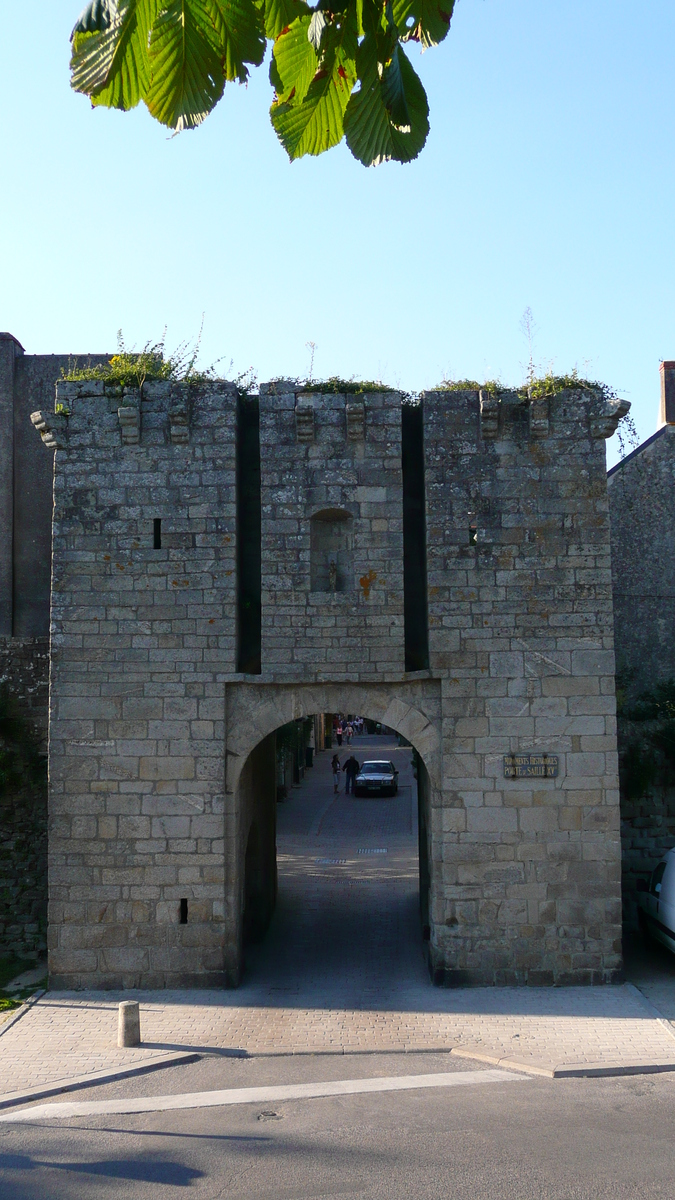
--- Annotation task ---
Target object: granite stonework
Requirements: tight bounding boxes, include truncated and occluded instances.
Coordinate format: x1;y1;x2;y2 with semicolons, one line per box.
423;388;626;985
608;423;675;692
0;636;50;957
34;378;628;989
608;366;675;924
39;378;237;988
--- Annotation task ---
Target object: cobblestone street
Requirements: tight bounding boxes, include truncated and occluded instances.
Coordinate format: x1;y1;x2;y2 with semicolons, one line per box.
2;737;675;1101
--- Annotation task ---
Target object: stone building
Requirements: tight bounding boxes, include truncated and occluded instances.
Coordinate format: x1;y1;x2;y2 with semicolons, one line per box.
0;336;110;957
22;367;627;990
608;361;675;693
608;363;675;926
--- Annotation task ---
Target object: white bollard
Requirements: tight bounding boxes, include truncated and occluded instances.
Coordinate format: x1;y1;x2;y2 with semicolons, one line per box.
117;1000;141;1048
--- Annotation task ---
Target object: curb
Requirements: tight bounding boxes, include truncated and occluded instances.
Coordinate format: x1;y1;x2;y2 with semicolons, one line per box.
625;982;675;1045
450;1045;675;1079
0;1051;201;1111
240;1044;458;1058
0;990;46;1039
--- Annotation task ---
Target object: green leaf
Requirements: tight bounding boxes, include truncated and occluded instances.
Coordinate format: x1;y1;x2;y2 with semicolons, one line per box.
263;0;311;40
70;0;158;110
307;10;327;51
145;0;226;129
72;0;115;35
392;0;454;48
271;16;357;159
208;0;266;83
380;42;409;128
271;16;317;104
344;44;428;165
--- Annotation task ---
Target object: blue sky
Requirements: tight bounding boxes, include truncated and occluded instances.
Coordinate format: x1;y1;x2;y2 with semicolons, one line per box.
1;1;673;465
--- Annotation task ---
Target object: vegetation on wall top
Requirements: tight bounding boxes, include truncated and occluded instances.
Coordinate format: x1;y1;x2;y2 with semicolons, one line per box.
437;370;619;402
69;0;455;166
295;376;397;394
61;330;258;393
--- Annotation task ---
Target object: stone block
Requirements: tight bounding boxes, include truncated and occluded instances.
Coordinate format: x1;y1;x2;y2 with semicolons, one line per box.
139;756;195;780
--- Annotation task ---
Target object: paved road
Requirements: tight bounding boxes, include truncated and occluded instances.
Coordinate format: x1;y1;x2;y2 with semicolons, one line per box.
244;736;426;1005
1;1050;675;1198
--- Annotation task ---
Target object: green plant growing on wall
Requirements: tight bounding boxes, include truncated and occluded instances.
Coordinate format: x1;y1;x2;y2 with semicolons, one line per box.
69;0;455;165
63;330;198;388
61;327;256;392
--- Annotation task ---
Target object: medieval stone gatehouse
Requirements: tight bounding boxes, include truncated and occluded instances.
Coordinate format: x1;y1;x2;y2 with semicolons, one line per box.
24;368;627;989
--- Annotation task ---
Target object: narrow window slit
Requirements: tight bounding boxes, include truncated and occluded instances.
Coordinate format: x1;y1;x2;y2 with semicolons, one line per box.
179;898;188;924
153;518;162;549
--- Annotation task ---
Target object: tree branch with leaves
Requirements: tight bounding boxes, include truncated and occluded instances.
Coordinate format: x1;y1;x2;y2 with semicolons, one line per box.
70;0;454;165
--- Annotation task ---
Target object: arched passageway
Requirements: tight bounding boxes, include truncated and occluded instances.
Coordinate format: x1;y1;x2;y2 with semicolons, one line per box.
222;680;440;986
224;689;439;990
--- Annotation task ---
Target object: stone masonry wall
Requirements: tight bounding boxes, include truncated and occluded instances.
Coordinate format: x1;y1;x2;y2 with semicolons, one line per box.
0;636;50;743
423;387;624;985
39;377;626;989
0;636;49;958
259;386;404;681
608;425;675;693
36;378;237;988
621;787;675;929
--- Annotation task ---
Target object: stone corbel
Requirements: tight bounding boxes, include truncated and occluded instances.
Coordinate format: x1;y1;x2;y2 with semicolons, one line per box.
480;390;499;440
590;396;631;439
346;400;365;441
30;410;67;450
118;405;140;445
529;395;549;439
169;395;190;445
295;400;315;443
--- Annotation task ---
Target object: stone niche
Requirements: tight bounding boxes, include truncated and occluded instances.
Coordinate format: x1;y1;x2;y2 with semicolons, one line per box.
310;508;354;593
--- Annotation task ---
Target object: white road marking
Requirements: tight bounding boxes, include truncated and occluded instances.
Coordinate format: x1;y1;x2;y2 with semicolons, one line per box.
0;1068;528;1122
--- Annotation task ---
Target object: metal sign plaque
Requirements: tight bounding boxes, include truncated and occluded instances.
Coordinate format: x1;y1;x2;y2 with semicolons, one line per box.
503;753;559;779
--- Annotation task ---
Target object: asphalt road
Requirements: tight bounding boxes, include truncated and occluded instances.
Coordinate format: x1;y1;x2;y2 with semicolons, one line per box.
1;1050;675;1199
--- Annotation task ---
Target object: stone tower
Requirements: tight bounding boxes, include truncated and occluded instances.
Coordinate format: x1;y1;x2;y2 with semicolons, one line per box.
32;375;628;988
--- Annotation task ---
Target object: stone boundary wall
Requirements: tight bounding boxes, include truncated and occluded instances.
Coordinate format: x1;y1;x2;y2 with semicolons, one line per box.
608;424;675;693
621;789;675;928
0;636;50;743
0;637;49;958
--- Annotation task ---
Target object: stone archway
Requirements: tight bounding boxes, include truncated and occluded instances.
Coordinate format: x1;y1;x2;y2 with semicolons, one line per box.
221;679;442;983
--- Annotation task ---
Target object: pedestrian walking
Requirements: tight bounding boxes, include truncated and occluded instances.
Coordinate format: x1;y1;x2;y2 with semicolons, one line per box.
342;753;360;795
331;753;341;793
346;723;353;744
336;722;343;746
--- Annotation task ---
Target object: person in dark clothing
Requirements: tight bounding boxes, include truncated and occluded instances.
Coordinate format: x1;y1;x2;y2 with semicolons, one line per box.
342;755;360;794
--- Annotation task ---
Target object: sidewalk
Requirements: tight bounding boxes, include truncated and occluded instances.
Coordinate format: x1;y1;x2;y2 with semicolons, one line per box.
3;740;675;1098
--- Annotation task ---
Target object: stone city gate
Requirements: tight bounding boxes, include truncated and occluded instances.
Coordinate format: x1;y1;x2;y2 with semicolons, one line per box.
31;375;628;989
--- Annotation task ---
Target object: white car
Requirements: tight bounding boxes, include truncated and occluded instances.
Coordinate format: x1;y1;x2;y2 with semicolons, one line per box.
637;847;675;952
354;761;399;797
